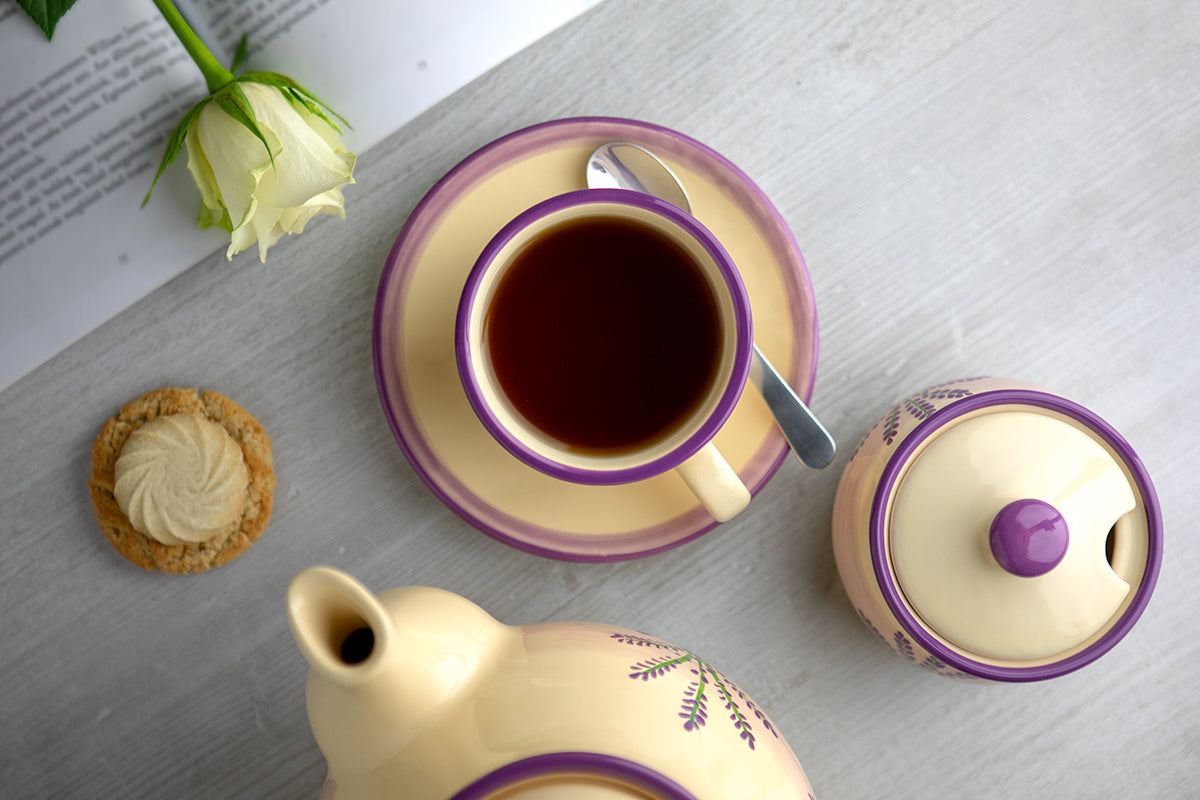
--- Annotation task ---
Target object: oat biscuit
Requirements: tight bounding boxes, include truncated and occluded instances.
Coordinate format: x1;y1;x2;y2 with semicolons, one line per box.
89;388;276;573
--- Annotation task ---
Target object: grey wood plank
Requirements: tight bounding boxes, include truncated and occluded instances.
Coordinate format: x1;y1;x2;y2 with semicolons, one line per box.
1;0;1197;797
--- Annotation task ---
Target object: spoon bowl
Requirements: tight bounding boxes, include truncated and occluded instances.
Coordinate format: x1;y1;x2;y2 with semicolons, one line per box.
586;142;692;212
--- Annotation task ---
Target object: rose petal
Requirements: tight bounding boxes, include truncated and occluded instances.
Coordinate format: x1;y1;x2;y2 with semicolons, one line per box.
182;80;355;261
240;84;355;210
194;100;274;231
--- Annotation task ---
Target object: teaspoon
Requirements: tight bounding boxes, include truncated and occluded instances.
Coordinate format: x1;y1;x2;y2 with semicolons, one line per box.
586;141;836;469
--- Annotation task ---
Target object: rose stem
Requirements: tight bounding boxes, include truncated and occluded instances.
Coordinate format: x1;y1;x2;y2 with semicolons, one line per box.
150;0;234;93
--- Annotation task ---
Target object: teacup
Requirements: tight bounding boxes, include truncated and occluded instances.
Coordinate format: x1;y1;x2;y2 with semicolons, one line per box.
455;189;753;522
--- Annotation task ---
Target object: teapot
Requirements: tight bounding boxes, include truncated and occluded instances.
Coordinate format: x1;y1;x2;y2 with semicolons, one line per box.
831;377;1162;681
287;566;816;799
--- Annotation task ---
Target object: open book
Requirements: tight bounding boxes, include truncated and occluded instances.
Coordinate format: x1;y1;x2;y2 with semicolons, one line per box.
0;0;602;391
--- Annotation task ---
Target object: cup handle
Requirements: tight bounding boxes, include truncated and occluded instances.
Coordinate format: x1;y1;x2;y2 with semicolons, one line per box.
674;442;751;522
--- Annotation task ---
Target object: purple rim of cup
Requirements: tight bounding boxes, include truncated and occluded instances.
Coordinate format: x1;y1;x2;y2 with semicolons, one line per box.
448;752;700;800
455;189;753;485
371;116;818;561
868;388;1164;682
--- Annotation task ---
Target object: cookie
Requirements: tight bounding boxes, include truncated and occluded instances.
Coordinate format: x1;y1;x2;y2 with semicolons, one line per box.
88;388;276;573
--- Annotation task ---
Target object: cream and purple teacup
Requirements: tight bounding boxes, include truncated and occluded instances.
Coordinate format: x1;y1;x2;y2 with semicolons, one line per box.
455;189;753;522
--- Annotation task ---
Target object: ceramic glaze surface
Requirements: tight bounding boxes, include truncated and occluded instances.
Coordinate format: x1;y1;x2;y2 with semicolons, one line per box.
372;117;818;560
889;410;1134;660
830;378;1163;682
988;498;1070;578
288;567;814;800
455;190;753;522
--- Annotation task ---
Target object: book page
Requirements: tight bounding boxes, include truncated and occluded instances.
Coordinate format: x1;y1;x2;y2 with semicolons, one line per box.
0;0;603;392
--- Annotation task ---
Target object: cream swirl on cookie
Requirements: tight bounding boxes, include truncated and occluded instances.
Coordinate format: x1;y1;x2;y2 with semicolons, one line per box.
114;413;249;545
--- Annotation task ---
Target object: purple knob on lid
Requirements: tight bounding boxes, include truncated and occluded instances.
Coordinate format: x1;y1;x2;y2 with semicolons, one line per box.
988;499;1069;578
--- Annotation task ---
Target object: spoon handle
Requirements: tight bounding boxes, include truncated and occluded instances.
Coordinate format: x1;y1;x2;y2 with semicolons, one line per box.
748;345;836;469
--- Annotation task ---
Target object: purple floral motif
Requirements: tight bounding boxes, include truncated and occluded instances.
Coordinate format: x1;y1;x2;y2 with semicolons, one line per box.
614;633;776;752
847;429;871;461
679;671;708;731
612;632;677;651
735;682;777;738
856;608;887;644
918;654;974;680
710;669;758;750
857;609;973;679
879;380;984;445
629;652;694;680
918;654;946;671
880;405;905;446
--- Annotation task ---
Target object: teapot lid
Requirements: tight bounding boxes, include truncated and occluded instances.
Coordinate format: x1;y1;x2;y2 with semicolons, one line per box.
887;408;1139;662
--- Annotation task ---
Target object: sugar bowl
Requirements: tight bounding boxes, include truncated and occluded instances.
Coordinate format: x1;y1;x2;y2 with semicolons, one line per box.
831;377;1162;681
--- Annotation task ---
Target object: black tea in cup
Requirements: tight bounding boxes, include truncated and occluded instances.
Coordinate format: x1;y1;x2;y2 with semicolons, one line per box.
484;216;722;454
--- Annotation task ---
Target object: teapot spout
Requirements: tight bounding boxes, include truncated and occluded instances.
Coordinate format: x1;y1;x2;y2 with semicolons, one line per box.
288;567;514;784
287;566;394;689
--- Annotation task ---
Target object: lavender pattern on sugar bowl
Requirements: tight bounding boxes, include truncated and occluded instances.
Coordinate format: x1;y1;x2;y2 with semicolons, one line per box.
877;380;983;446
832;376;1032;683
854;609;972;680
831;377;1163;683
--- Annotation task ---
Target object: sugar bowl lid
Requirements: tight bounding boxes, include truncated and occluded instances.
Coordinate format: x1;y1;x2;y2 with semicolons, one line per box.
876;390;1162;678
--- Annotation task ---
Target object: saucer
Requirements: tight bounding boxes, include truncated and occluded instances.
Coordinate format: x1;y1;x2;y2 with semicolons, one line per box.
372;117;818;561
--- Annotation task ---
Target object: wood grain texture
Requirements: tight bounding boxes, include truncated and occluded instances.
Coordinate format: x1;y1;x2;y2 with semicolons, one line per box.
1;0;1197;797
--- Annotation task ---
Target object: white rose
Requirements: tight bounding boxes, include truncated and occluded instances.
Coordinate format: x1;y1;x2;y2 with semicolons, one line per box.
183;81;356;262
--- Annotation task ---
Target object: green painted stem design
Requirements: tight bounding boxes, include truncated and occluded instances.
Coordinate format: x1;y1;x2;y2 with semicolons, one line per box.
629;653;695;680
614;633;779;752
680;671;707;730
711;672;756;749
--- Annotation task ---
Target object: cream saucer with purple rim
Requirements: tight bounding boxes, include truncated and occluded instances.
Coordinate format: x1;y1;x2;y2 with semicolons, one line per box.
373;117;818;561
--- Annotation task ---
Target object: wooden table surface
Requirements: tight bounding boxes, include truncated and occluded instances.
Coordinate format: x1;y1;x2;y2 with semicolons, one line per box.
2;1;1197;797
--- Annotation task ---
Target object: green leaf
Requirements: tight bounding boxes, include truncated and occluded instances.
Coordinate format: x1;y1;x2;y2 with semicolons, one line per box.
196;196;232;232
230;33;249;74
212;83;275;169
142;96;210;207
239;70;351;133
16;0;80;39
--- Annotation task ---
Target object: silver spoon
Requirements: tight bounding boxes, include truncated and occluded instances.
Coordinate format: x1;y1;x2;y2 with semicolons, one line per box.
586;141;836;469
